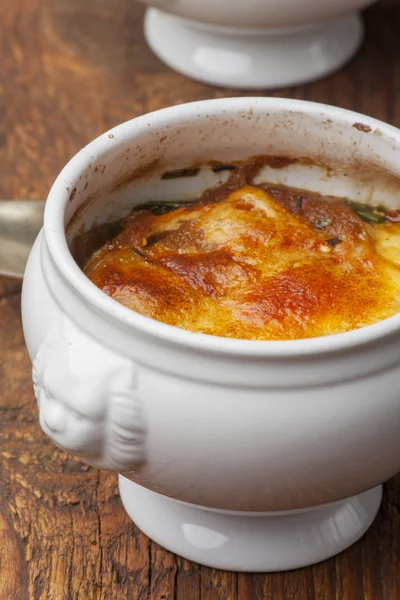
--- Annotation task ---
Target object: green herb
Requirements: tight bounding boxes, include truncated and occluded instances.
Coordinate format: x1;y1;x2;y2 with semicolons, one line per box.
136;200;193;215
296;195;303;211
161;167;200;180
326;237;343;247
346;201;386;224
211;164;236;173
314;217;332;230
143;204;176;215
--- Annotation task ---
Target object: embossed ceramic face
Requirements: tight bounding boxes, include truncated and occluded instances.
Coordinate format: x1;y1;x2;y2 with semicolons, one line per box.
39;362;107;455
31;317;146;471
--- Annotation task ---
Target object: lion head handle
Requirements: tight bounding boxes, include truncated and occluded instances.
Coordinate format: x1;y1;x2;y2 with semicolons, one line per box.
32;317;146;471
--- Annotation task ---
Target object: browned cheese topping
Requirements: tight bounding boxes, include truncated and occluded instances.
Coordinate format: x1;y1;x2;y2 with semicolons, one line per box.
83;183;400;340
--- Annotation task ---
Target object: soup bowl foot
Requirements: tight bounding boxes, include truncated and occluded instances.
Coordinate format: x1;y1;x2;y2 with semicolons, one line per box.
144;9;363;89
119;476;382;572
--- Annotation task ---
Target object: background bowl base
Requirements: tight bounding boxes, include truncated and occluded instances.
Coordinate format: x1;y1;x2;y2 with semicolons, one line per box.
119;476;382;572
144;9;364;90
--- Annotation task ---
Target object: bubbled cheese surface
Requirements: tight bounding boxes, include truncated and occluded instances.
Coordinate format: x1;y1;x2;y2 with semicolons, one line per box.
84;185;400;340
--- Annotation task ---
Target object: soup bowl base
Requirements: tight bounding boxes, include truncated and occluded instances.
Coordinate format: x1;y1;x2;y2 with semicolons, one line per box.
144;9;363;89
119;476;382;572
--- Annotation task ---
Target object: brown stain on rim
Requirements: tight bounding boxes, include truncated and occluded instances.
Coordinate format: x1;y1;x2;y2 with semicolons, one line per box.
66;192;98;234
66;158;162;233
353;122;372;133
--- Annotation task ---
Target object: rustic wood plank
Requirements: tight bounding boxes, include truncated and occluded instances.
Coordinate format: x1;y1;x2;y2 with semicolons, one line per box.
175;558;201;600
200;568;237;600
0;0;399;598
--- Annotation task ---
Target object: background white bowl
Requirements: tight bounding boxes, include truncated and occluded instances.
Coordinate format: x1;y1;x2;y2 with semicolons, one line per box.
137;0;379;88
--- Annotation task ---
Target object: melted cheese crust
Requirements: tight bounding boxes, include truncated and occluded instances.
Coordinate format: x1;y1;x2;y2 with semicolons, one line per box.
84;186;400;340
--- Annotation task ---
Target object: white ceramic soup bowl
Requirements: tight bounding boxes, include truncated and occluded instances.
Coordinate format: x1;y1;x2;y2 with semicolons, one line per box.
22;97;400;572
139;0;378;89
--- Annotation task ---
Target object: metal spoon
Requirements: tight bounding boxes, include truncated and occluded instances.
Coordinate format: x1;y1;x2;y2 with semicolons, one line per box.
0;201;45;278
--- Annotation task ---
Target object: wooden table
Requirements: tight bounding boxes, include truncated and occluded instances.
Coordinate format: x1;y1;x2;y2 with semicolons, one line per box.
0;0;399;598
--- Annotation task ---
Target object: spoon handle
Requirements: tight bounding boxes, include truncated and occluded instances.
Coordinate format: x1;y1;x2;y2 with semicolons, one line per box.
0;200;45;279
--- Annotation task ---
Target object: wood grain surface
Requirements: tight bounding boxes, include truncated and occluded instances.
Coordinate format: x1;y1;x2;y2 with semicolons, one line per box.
0;0;400;598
